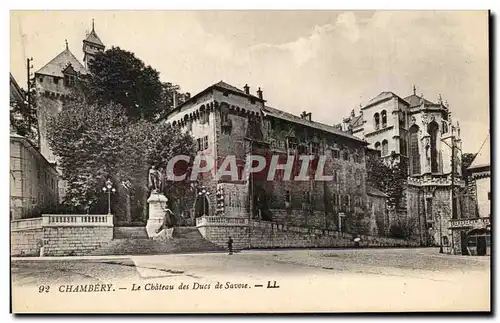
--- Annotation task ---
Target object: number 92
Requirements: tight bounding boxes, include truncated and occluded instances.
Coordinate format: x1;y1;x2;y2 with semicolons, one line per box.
38;285;50;293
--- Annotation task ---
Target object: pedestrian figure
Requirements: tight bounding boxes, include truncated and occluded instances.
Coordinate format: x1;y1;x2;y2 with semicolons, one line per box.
227;236;233;255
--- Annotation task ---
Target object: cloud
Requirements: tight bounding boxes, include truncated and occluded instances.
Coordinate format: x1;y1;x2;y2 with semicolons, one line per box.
10;11;489;153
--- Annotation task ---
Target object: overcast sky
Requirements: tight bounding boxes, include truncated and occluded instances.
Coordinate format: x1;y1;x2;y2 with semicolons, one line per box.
10;10;489;153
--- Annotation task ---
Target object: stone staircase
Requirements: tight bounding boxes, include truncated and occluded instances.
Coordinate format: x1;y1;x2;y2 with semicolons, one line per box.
88;226;224;256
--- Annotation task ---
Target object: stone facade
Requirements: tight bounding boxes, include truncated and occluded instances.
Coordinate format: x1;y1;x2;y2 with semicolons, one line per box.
10;134;59;220
34;23;105;200
343;88;465;246
447;133;491;255
165;81;373;237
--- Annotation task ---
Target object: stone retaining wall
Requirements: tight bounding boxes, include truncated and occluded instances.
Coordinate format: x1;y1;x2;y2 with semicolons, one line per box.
11;214;114;257
197;216;419;250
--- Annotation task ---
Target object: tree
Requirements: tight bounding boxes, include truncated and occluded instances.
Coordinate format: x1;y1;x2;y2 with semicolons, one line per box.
461;152;477;178
46;98;196;220
10;84;39;146
389;216;417;240
366;153;408;210
84;47;188;121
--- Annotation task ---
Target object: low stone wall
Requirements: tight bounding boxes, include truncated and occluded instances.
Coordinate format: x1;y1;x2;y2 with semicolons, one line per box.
11;214;114;257
43;226;114;256
196;216;419;250
197;216;250;250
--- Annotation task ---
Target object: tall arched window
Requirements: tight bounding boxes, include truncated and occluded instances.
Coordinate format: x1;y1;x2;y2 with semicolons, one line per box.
442;121;448;134
374;142;381;151
381;110;387;128
374;113;380;129
409;125;420;175
428;121;439;173
381;140;389;156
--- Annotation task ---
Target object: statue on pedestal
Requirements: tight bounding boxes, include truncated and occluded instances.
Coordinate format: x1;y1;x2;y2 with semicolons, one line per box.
146;164;172;238
149;165;160;193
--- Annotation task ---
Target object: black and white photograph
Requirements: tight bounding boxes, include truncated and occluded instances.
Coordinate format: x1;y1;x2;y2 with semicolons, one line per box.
8;9;491;313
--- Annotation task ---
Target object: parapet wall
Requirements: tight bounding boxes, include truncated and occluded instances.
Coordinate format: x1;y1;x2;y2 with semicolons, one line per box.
196;216;419;250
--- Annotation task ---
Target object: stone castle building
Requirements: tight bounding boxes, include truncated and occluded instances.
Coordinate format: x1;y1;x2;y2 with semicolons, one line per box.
10;73;59;220
342;86;465;247
164;81;392;236
34;21;105;199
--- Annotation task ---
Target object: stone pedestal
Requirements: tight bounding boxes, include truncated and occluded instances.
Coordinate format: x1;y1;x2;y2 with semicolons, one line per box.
146;192;168;238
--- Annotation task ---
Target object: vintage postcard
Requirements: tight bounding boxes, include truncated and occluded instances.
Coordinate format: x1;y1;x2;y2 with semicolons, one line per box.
9;10;491;313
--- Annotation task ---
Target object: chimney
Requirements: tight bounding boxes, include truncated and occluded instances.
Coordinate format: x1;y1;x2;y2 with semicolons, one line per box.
351;109;355;117
257;87;263;100
301;111;312;121
173;91;177;110
186;92;191;99
244;84;250;94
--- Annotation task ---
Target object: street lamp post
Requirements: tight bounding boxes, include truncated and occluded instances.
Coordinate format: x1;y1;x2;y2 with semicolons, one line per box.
338;212;345;232
198;185;210;216
438;210;443;253
102;178;116;215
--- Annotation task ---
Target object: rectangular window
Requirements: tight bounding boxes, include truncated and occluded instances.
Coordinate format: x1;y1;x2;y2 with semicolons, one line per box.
311;142;320;154
344;195;351;207
332;150;340;159
285;190;291;203
332;194;339;206
197;138;202;151
200;112;210;125
304;191;311;204
203;136;209;150
53;77;59;84
287;138;298;155
64;75;75;87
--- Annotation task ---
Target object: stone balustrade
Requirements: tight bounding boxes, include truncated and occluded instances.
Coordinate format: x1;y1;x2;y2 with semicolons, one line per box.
11;214;114;257
43;214;113;227
196;216;249;226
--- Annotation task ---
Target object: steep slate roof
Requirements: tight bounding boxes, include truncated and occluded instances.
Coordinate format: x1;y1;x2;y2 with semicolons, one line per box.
403;94;436;107
363;91;407;109
348;114;363;128
35;48;87;78
468;133;490;170
10;73;24;103
262;105;367;144
367;185;389;198
212;81;264;102
84;29;104;47
164;80;264;119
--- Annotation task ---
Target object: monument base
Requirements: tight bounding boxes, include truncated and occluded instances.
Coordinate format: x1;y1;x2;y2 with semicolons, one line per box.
146;192;168;238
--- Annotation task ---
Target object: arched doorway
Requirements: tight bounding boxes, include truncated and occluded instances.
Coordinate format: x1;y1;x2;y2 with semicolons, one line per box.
194;195;210;218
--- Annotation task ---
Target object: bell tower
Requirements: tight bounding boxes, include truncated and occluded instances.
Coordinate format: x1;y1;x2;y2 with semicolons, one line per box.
82;19;105;69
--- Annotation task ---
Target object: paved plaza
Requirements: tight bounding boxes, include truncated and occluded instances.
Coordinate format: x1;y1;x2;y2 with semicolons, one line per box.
12;248;490;312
